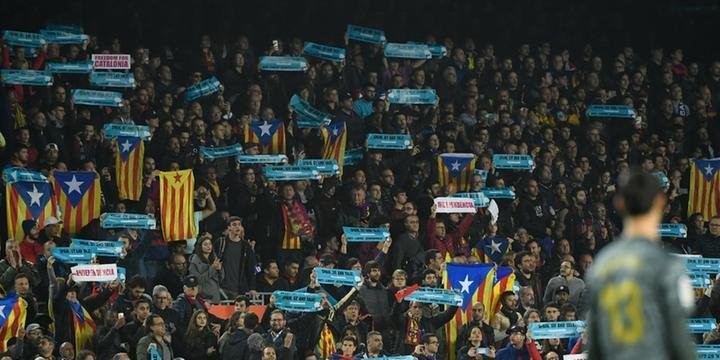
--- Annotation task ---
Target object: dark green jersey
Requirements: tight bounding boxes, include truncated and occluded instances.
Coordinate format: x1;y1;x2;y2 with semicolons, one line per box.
586;237;696;360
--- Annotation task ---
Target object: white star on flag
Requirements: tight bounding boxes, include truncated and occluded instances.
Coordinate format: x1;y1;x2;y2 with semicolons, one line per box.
705;164;714;176
488;239;502;254
450;160;461;171
120;139;132;153
64;175;84;194
458;274;474;294
0;305;5;319
27;184;44;207
259;121;273;136
332;127;340;136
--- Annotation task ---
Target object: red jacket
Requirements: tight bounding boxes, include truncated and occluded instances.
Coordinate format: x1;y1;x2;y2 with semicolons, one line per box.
426;214;474;257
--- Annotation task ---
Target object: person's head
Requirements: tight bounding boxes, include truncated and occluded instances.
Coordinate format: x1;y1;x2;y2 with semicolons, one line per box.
559;260;574;277
343;300;360;322
227;311;245;332
364;260;382;282
543;303;561;321
269;309;286;331
422;269;438;287
25;324;42;344
14;273;31;296
422;334;440;354
59;341;74;359
145;314;166;336
470;302;485;322
22;219;39;241
76;350;96;360
519;286;535;307
153;288;172;309
516;251;536;273
392;269;407;288
560;303;577;321
38;335;55;356
261;345;277;360
506;325;526;347
126;275;147;299
263;260;280;280
709;216;720;237
500;290;518;310
112;353;131;360
408;301;424;318
554;286;570;304
133;298;152;322
190;310;209;329
614;172;666;229
234;295;249;313
244;312;260;331
183;275;200;297
366;331;383;353
404;215;420;233
468;325;485;344
523;308;542;324
227;216;245;238
170;253;188;276
341;335;358;356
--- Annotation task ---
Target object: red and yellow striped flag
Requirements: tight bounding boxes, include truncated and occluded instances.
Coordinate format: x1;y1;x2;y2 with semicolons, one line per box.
159;169;196;241
70;301;96;354
0;293;27;351
321;121;347;170
115;136;144;200
688;159;720;219
490;266;516;317
243;119;286;154
436;153;476;192
51;171;101;234
5;177;59;242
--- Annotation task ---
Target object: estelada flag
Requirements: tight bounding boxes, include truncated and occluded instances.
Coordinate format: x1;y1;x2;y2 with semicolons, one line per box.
321;121;347;170
436;153;476;192
688;158;720;219
243;119;287;154
51;171;100;234
115;136;144;200
5;177;59;241
0;293;28;351
159;169;196;241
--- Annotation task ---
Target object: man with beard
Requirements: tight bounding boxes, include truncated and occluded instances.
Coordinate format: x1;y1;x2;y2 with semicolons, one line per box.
359;261;391;332
152;253;188;298
543;261;585;306
263;310;296;359
513;252;544;306
14;273;38;326
517;286;536;315
19;220;43;264
456;302;495;355
491;291;522;342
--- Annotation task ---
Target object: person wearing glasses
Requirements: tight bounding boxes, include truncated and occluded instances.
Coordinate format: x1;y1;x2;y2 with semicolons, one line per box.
136;314;173;360
696;216;720;258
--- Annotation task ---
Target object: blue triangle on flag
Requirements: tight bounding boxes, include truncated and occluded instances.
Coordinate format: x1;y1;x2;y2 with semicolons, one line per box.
54;171;96;207
441;154;473;177
251;119;282;145
446;263;494;309
326;121;345;143
0;293;19;328
117;136;142;161
477;236;509;263
695;159;720;182
14;181;53;219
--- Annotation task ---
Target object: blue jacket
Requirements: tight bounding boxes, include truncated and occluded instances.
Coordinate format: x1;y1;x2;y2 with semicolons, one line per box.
495;342;531;360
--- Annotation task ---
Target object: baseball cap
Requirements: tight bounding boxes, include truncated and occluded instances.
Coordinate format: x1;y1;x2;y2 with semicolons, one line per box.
506;325;527;335
26;323;41;332
183;275;199;288
555;285;570;294
45;143;59;151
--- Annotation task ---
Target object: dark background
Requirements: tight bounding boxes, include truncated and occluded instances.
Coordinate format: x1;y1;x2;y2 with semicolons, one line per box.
2;0;720;62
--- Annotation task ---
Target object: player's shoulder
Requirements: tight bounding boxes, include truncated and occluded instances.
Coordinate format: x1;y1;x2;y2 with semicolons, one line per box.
589;237;674;281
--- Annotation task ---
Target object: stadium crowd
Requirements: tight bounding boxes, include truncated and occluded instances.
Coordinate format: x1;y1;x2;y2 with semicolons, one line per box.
2;16;720;360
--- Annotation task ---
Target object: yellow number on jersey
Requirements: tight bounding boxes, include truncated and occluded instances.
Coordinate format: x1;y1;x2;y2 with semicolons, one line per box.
599;279;644;344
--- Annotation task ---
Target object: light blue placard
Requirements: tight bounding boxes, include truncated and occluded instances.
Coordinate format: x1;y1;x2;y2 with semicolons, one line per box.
381;357;416;360
1;69;53;86
45;24;84;34
473;169;488;183
406;287;463;307
149;346;161;360
259;56;308;72
51;247;95;264
116;266;127;282
452;192;490;208
103;124;151;140
346;24;387;44
344;148;364;166
3;167;48;184
273;291;323;312
688;318;717;333
315;267;363;287
264;166;321;181
481;187;516;199
342;226;390;242
428;44;448;58
39;30;88;44
689;271;712;288
236;154;288;164
101;213;157;229
199;144;243;159
71;239;124;257
493;154;534;170
384;43;432;59
586;105;636;119
697;345;720;359
366;134;413;150
2;30;46;48
386;89;439;105
290;94;333;126
528;321;586;339
303;42;346;62
652;171;670;190
685;258;720;274
658;223;687;238
72;89;123;107
297;159;340;176
46;61;94;74
184;76;221;102
90;71;135;88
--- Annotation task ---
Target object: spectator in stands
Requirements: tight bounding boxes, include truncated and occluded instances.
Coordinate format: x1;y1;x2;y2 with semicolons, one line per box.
19;220;43;264
215;216;257;298
457;302;495;354
136;314;173;360
183;310;220;359
172;275;211;335
263;310;296;359
542;261;585;306
189;234;224;302
153;252;188;298
256;259;290;292
495;325;542;360
697;216;720;258
492;291;523;341
113;275;152;319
